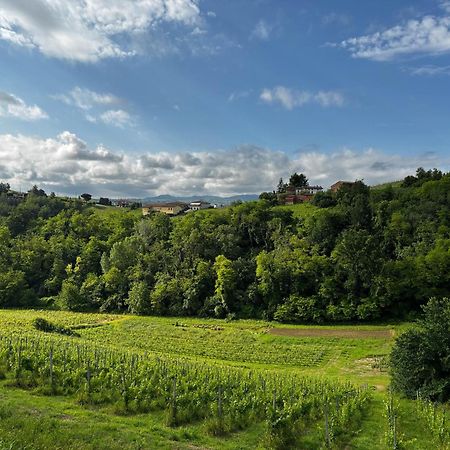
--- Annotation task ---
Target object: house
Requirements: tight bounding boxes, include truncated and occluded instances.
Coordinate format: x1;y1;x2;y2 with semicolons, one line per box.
189;200;211;211
6;190;27;200
280;184;323;205
330;181;356;193
113;199;132;207
5;190;27;205
142;202;188;216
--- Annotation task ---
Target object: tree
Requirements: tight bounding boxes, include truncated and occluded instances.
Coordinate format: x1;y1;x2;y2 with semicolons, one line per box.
29;185;47;197
277;178;286;193
212;255;237;317
0;270;34;307
57;279;84;311
311;191;336;208
127;280;150;315
289;173;308;188
0;182;10;194
390;297;450;401
259;191;278;205
80;193;92;202
98;197;111;206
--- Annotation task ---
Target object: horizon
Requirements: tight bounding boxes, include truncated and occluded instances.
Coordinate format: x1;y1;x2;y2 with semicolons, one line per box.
1;0;450;197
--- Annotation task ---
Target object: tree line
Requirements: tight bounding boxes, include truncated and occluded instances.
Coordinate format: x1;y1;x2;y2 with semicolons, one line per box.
0;167;449;323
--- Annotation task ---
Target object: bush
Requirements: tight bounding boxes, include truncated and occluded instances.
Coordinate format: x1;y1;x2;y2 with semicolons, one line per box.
274;295;323;324
390;297;450;402
33;318;79;337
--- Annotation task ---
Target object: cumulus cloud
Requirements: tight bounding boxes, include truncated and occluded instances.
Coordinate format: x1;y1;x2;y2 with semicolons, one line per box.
0;0;202;62
0;91;48;120
337;11;450;61
0;131;446;198
260;86;345;109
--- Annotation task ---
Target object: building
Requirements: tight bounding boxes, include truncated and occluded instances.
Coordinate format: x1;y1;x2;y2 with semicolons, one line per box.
113;199;132;207
189;200;211;211
279;184;323;205
142;202;188;216
330;181;356;193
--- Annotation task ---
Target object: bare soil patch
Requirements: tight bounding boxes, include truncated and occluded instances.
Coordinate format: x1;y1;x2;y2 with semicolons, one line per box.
269;328;393;339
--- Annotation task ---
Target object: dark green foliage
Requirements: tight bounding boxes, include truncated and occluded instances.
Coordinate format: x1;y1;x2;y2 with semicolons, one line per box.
311;190;337;208
289;172;308;188
274;295;323;323
259;191;278;205
80;193;92;202
33;317;79;336
0;182;10;194
2;171;450;323
390;297;450;402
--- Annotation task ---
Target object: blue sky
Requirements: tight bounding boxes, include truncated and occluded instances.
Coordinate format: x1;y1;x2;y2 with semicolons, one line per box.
0;0;450;197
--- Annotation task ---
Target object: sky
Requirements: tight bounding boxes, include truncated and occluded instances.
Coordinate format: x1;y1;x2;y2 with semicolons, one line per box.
1;0;450;197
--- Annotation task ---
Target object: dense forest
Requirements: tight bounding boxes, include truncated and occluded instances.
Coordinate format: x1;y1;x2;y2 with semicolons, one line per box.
0;167;449;323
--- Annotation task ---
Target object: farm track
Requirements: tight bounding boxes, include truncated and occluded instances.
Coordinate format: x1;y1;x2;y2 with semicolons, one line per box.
269;328;394;339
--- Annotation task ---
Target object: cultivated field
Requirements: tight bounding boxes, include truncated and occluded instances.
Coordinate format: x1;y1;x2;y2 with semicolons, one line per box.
0;310;447;449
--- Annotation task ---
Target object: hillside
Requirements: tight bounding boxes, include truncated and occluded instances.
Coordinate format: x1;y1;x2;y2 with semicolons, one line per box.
1;168;450;323
0;310;443;449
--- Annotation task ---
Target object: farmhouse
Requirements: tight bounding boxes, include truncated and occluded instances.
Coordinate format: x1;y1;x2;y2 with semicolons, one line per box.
142;202;188;216
280;184;323;205
189;200;212;211
330;181;356;192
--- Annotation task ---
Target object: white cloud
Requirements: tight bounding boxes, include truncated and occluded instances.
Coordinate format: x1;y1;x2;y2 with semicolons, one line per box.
228;90;252;102
98;109;134;128
0;131;445;197
0;0;202;62
409;64;450;75
337;12;450;61
0;91;48;120
53;87;121;110
53;87;134;127
441;1;450;14
251;20;272;41
260;86;345;109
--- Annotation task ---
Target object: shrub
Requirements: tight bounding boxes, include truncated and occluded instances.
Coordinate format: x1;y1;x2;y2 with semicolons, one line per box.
274;295;323;324
33;318;79;337
390;297;450;402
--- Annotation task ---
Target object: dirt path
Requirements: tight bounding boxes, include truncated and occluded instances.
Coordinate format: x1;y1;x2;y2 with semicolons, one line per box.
269;328;394;339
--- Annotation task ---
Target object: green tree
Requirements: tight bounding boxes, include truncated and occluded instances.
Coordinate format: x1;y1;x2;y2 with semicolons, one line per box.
127;280;151;315
0;182;10;194
212;255;237;317
390;297;450;401
57;279;84;311
289;172;308;188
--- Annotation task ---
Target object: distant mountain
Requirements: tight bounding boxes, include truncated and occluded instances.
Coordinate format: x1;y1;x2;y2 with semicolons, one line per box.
141;194;259;205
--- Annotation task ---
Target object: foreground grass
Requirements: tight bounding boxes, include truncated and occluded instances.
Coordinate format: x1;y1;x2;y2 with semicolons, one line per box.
0;380;264;450
0;309;446;449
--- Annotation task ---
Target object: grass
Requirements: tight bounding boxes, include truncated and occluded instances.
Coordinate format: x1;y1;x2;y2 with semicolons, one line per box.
275;202;318;220
0;309;447;449
0;380;264;450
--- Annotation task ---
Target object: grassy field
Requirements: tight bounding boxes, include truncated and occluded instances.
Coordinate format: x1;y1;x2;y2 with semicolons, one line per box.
0;310;446;449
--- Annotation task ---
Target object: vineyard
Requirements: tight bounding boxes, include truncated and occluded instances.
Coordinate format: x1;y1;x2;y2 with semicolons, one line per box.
0;310;448;449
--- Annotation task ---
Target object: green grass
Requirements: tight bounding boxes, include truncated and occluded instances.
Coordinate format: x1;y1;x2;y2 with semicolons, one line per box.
0;310;397;383
0;309;447;449
89;205;142;219
275;202;318;220
370;180;403;190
